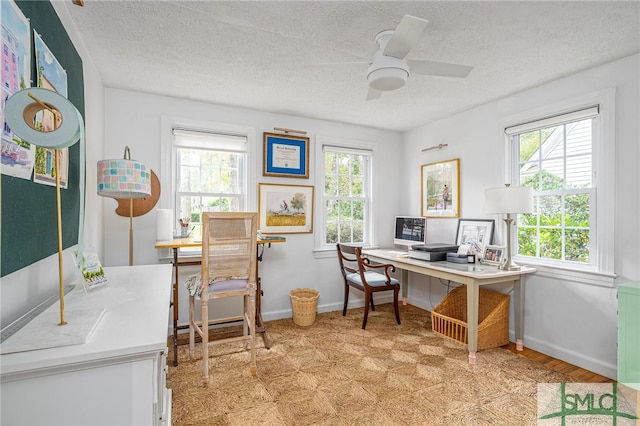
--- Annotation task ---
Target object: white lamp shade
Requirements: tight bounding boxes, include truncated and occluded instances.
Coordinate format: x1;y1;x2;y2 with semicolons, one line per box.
156;209;173;241
97;159;151;199
485;185;533;214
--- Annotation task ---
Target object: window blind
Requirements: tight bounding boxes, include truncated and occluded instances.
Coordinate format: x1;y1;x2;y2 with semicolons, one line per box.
322;145;373;156
172;128;247;151
504;105;599;135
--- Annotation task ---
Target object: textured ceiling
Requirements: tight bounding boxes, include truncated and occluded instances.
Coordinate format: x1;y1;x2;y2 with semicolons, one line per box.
64;1;640;132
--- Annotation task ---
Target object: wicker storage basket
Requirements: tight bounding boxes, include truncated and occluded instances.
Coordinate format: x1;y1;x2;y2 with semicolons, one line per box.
431;286;510;350
290;288;320;326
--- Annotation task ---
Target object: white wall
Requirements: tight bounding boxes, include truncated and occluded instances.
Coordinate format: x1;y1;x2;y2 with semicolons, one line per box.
402;53;640;379
97;54;640;381
0;3;105;327
5;2;637;383
103;88;404;327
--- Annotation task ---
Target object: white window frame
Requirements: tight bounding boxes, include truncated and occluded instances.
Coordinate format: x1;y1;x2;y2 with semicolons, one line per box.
173;128;248;219
500;89;616;287
160;116;256;257
314;135;375;257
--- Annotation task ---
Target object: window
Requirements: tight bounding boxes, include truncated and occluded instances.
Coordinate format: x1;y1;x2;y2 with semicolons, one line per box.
506;103;614;276
172;128;248;239
160;118;256;257
319;144;372;249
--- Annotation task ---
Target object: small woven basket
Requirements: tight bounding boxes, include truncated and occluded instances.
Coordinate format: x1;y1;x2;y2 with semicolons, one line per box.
290;288;319;327
431;286;510;350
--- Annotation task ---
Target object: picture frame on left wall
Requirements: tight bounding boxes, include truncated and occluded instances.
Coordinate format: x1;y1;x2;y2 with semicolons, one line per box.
258;183;314;234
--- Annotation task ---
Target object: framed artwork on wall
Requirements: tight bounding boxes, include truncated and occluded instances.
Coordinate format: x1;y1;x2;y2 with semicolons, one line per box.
258;183;314;234
421;158;460;218
263;132;310;178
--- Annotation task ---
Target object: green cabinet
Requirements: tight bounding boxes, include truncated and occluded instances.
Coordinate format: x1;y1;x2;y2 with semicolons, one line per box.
618;281;640;389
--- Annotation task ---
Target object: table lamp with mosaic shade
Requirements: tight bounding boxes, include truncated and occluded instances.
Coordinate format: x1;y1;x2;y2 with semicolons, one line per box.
97;147;151;265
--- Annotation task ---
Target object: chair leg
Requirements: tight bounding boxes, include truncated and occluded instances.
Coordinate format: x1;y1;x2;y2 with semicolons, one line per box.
243;294;249;338
342;284;350;316
241;294;249;350
249;290;257;376
370;293;376;311
189;295;195;360
362;291;371;329
201;296;209;385
393;287;401;325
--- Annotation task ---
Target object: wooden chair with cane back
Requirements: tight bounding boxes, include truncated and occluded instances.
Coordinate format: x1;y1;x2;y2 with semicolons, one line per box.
336;244;401;329
187;212;257;384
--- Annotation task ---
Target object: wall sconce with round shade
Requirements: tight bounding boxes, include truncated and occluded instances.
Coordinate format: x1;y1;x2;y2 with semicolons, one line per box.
484;184;534;271
97;147;151;266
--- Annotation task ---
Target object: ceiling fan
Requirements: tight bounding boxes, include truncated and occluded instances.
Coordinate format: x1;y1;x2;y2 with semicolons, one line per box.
307;15;473;100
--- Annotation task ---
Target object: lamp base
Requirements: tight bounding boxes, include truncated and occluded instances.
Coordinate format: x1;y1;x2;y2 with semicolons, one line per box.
499;262;522;271
0;308;106;354
500;215;521;271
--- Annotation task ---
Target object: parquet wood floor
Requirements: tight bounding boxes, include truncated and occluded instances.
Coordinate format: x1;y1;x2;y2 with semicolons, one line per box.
504;342;614;383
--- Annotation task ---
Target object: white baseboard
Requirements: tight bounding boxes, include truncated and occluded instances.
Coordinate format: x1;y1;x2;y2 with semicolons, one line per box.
404;296;435;312
262;296;396;322
510;332;617;381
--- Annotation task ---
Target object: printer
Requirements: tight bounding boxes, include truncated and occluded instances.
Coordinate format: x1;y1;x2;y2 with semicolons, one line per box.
408;243;459;262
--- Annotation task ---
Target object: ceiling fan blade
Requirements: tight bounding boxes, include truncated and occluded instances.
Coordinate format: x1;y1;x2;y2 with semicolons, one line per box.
407;60;473;78
383;15;429;59
366;87;383;101
304;61;369;69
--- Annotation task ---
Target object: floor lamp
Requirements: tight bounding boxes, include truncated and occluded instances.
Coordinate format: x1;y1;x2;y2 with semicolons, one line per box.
1;89;112;351
97;147;151;266
484;184;533;271
4;89;82;327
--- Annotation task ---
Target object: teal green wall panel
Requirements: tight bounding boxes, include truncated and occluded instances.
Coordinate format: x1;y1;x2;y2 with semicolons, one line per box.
1;1;85;276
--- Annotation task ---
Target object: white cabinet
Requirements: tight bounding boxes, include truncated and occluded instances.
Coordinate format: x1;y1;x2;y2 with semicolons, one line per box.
1;265;173;426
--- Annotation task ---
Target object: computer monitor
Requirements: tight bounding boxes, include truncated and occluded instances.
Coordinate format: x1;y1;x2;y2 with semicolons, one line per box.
394;216;427;249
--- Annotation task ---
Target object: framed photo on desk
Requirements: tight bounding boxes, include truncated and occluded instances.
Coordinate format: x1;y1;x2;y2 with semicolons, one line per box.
263;132;309;178
455;218;495;257
482;245;505;266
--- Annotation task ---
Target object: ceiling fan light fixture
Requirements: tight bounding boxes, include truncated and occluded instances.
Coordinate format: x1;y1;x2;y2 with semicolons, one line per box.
367;67;408;91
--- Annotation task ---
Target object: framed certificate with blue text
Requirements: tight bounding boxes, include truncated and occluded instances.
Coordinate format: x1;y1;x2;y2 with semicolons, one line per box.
263;132;309;178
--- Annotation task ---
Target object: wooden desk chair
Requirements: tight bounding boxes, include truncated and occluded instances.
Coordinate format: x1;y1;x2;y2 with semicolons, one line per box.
336;244;401;329
188;212;257;384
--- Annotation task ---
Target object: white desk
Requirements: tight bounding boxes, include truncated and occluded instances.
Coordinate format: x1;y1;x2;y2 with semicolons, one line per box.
1;265;173;426
363;249;536;364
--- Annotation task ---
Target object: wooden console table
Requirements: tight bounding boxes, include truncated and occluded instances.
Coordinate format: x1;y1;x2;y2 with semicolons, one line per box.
363;249;536;364
155;236;285;366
